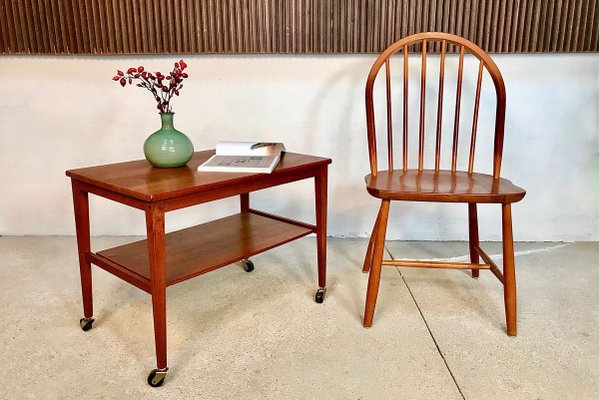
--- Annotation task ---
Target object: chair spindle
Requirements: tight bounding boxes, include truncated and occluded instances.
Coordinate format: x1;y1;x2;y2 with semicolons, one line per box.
418;40;427;171
403;45;409;171
385;59;393;170
435;40;447;172
468;59;485;174
451;45;465;172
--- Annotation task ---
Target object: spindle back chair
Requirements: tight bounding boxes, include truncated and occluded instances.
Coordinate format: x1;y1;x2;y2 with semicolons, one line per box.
362;32;526;336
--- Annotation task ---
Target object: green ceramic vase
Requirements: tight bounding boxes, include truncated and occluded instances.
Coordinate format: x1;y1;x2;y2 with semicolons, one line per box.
143;112;194;168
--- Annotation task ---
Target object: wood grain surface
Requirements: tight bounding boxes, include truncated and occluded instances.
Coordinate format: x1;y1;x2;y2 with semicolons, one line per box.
95;212;313;288
1;0;597;54
66;151;331;202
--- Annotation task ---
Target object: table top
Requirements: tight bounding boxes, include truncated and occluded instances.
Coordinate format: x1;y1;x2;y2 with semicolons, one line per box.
66;150;331;202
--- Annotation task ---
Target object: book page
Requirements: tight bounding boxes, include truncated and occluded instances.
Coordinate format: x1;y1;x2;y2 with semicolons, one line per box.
216;141;285;156
206;155;275;168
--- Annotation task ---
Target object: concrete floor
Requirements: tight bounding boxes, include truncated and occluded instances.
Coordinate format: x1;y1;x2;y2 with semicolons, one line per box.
1;236;596;399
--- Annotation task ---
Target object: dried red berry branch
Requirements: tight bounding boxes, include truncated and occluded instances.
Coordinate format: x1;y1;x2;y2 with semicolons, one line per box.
112;59;188;113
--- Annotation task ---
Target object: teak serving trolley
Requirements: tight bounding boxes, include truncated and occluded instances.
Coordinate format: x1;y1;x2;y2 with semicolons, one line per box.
66;150;331;387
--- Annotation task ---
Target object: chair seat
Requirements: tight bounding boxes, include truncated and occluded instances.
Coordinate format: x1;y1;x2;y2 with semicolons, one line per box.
365;169;526;203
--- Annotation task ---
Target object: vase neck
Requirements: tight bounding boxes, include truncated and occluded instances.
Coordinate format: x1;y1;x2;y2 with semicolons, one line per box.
160;113;175;129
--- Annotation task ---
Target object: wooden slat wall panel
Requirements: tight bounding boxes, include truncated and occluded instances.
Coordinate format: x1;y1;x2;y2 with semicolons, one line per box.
1;0;597;54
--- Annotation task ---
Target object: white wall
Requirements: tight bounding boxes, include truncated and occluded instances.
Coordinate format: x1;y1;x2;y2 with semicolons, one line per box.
0;53;597;241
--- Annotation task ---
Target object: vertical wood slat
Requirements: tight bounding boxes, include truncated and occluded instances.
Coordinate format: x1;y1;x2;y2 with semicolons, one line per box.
9;0;24;52
91;0;102;54
550;0;562;51
385;59;393;171
97;0;108;52
24;0;38;52
418;39;427;172
0;2;9;53
112;0;122;53
468;59;485;174
1;0;597;54
82;0;93;53
519;0;530;53
580;0;593;51
130;0;141;53
529;0;543;50
16;0;29;52
434;40;447;172
451;45;465;173
589;0;599;51
37;0;51;52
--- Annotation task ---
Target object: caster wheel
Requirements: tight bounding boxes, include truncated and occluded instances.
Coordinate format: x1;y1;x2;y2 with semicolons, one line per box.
79;317;94;332
147;368;168;387
315;288;326;304
243;259;254;273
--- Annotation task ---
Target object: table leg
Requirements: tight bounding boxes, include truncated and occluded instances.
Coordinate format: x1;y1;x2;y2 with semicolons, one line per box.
72;181;93;320
240;193;250;212
314;166;328;290
146;202;168;372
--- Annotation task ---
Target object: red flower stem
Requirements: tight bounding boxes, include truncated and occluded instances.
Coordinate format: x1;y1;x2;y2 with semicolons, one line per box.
117;63;187;113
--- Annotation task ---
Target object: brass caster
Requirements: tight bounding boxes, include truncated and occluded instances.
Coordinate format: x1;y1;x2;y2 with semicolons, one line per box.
315;288;326;304
242;259;254;272
79;317;94;332
147;367;168;387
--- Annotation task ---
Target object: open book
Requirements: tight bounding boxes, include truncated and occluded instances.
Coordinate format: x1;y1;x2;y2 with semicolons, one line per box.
197;141;286;173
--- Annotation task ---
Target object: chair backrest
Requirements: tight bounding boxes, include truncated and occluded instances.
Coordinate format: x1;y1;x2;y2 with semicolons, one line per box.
365;32;506;179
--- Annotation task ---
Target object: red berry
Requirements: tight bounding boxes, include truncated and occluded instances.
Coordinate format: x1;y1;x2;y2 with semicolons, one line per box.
117;70;124;76
162;86;168;92
175;62;179;68
128;78;132;84
182;73;188;78
138;66;144;72
112;76;119;81
120;78;126;87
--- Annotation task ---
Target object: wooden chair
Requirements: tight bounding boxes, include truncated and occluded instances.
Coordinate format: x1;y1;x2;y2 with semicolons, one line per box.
362;32;526;336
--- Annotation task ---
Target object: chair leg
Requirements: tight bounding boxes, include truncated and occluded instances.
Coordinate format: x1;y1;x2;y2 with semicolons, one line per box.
363;200;391;327
362;210;382;272
502;203;517;336
468;203;480;278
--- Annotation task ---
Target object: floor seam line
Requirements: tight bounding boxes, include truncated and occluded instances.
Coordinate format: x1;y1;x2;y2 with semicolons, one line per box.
385;244;467;400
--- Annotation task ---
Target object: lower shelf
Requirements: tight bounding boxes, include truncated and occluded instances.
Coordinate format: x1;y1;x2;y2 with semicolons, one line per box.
91;211;314;292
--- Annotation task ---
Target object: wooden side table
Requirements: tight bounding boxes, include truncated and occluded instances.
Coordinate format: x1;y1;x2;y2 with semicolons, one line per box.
66;150;331;387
